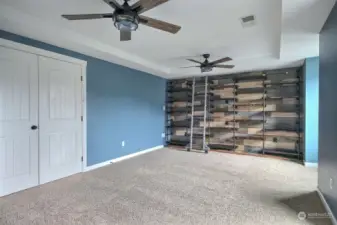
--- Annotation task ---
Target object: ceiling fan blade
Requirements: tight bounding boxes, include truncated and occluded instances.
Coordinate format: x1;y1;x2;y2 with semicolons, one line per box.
139;16;181;34
120;30;132;41
187;59;202;64
62;13;113;20
214;65;235;69
132;0;169;14
209;57;233;65
102;0;122;9
180;66;200;68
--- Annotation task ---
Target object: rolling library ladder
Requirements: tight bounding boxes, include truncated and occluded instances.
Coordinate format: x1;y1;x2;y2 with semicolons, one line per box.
187;77;211;153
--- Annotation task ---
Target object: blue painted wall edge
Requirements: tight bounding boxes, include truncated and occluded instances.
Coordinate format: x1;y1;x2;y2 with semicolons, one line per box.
304;57;319;163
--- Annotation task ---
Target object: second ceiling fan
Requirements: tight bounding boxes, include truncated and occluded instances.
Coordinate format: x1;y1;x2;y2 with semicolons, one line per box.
62;0;181;41
183;54;235;73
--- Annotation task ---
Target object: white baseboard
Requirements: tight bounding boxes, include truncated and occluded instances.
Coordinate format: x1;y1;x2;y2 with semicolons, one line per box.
111;145;163;163
305;162;318;168
84;145;163;172
317;188;337;225
84;159;112;172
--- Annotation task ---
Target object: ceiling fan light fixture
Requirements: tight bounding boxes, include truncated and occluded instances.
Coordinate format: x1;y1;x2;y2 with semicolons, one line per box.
114;14;139;31
201;66;213;73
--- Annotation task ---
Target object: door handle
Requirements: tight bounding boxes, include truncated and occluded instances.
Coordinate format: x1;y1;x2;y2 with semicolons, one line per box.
31;125;38;130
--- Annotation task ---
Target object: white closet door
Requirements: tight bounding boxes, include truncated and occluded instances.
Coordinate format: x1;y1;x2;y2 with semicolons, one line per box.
39;56;83;184
0;46;39;197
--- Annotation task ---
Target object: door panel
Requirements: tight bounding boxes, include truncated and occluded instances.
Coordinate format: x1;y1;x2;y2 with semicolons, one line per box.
39;56;82;184
49;71;76;119
0;46;39;196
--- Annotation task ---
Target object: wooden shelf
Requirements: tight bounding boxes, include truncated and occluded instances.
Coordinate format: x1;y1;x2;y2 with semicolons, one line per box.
267;96;300;99
167;140;188;146
211;96;237;101
264;78;300;85
261;130;300;138
166;124;190;128
208;127;238;130
167;97;191;102
226;117;260;122
186;133;212;137
208;143;236;150
167;109;191;114
167;87;192;93
241;140;297;150
234;135;265;141
235;102;264;106
235;88;265;94
228;105;269;112
269;112;299;118
263;149;301;157
237;120;264;126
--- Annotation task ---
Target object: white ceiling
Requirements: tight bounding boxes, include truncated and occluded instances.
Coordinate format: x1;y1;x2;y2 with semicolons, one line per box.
0;0;335;78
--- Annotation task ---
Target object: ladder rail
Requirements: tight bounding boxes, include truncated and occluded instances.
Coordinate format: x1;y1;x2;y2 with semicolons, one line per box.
202;76;208;152
189;77;196;151
262;75;266;154
233;79;237;150
297;73;301;160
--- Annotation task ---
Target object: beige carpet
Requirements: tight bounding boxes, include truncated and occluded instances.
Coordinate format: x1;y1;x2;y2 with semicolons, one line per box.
0;148;331;225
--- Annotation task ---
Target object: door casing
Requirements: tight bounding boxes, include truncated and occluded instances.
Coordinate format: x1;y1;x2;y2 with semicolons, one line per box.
0;38;87;196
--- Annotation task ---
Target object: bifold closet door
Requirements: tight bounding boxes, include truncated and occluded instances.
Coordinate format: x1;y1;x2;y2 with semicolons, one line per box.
38;56;83;184
0;46;39;197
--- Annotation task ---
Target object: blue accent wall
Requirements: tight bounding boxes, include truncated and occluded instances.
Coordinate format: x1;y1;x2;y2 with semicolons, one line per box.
319;2;337;218
0;30;166;166
303;57;319;163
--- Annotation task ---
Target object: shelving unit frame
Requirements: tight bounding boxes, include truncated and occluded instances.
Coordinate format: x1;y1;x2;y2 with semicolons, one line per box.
166;67;303;160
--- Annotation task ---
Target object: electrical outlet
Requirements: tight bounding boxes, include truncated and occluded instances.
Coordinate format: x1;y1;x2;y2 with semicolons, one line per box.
162;133;165;138
330;178;334;190
122;141;125;147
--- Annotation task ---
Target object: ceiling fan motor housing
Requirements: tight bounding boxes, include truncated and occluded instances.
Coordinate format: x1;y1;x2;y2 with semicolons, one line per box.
112;0;139;31
201;66;213;73
113;8;139;31
203;54;210;59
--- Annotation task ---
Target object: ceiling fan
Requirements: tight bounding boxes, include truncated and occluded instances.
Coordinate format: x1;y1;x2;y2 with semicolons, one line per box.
182;54;235;73
61;0;181;41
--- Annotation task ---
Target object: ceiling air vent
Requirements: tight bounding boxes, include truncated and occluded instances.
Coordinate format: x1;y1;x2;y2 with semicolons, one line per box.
241;15;256;27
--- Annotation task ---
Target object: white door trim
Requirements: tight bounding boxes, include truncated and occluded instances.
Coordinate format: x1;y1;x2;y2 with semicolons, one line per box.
0;39;87;67
0;38;88;172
